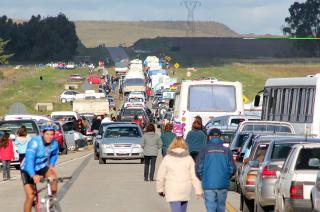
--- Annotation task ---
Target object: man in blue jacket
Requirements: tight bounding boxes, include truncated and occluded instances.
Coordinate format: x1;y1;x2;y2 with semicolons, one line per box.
196;128;236;212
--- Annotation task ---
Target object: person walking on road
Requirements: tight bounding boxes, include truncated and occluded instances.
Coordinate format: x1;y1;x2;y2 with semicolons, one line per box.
15;126;32;163
141;123;162;181
196;128;236;212
0;132;14;181
156;137;202;212
160;123;176;157
185;120;207;161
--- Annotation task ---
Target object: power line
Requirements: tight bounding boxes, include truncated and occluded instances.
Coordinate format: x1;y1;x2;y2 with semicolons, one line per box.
180;0;201;37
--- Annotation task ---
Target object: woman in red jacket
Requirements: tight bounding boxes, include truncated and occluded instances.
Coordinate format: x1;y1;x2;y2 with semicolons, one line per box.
0;132;14;181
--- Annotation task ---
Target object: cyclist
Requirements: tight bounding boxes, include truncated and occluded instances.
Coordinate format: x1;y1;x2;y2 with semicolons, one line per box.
20;125;59;212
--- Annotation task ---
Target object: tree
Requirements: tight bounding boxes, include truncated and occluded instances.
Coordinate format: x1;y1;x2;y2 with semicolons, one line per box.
283;0;320;56
0;38;12;64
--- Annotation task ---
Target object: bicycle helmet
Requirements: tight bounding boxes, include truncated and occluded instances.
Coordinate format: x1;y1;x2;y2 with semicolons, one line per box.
41;124;55;132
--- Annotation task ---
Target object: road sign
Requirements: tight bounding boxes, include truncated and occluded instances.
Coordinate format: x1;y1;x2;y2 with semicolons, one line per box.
243;95;250;104
174;63;180;69
165;56;172;62
81;81;92;91
8;102;27;115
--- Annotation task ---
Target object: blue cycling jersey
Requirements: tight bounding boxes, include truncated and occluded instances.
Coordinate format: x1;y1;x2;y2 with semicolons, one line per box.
21;136;59;177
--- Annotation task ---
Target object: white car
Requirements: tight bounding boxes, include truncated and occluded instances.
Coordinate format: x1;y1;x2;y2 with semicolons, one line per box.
274;142;320;212
60;90;79;103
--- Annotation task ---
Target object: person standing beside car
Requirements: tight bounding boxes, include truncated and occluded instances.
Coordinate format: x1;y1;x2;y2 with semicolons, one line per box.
185;120;206;161
15;126;32;163
141;123;162;181
0;132;14;181
196;128;236;212
160;123;176;157
156;137;202;212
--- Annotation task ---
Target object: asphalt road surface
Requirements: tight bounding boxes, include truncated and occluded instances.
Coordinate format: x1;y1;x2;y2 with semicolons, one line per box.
107;47;129;63
0;147;239;211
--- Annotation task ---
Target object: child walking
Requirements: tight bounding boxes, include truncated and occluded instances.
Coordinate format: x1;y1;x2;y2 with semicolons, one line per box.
0;132;14;181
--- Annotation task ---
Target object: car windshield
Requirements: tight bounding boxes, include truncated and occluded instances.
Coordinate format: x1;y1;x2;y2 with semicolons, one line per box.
0;121;38;134
188;85;236;112
124;78;145;86
231;133;250;149
241;124;292;133
104;127;141;138
52;115;75;122
295;148;320;170
122;109;144;116
271;143;295;160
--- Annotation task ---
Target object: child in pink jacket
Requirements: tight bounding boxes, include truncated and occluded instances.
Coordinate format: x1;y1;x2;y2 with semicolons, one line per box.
0;132;15;181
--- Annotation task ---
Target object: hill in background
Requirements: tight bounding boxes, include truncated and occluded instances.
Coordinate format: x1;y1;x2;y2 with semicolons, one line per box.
75;21;239;47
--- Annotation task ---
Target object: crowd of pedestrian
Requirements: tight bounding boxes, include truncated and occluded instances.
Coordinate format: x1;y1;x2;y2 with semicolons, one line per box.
140;119;236;212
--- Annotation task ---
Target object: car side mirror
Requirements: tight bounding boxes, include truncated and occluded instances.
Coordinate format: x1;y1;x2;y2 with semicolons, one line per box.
249;160;259;168
96;135;102;139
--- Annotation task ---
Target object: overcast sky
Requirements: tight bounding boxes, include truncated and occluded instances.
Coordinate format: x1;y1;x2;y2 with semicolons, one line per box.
0;0;303;35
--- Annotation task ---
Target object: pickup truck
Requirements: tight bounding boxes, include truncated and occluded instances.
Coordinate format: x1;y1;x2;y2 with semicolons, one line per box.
73;90;109;115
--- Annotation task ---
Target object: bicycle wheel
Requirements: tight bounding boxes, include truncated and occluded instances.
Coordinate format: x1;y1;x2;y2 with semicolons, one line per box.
47;199;62;212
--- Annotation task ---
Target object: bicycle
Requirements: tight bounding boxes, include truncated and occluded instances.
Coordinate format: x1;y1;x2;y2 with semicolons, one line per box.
33;177;72;212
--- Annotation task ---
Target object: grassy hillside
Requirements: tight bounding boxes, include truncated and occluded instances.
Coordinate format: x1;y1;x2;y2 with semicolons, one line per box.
1;63;320;116
75;21;239;47
0;67;90;116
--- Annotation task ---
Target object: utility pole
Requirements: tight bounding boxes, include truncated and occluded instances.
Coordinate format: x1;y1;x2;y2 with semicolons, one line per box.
180;0;201;37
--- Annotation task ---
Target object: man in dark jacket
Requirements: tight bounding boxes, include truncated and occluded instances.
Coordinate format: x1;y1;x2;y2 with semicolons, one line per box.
196;128;236;212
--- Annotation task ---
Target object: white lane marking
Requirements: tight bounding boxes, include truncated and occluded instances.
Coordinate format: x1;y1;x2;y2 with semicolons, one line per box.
57;152;93;166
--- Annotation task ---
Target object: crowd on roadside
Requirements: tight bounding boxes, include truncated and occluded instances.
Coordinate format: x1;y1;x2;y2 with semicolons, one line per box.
140;118;236;212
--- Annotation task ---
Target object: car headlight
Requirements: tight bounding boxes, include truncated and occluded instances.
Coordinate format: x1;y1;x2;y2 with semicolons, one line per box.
132;144;141;148
103;144;112;148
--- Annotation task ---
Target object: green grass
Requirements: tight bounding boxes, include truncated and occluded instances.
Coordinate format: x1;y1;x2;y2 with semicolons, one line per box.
0;67;90;116
169;63;320;100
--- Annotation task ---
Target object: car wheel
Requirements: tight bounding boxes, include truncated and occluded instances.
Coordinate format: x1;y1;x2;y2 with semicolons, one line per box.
14;165;21;170
140;158;145;164
61;98;67;103
254;201;269;212
99;156;106;164
243;196;254;212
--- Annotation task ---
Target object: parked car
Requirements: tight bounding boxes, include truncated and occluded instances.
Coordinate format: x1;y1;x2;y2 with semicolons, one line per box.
311;171;320;211
69;74;85;81
120;107;150;129
205;115;260;131
59;90;80;103
254;137;315;211
61;121;87;151
87;75;101;84
97;123;144;164
0;119;40;169
239;135;275;212
274;142;320;212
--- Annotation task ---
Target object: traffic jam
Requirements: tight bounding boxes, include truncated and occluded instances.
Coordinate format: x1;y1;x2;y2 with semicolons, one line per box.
1;55;320;212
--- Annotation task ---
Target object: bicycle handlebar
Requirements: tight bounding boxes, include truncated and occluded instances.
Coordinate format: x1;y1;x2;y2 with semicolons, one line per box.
39;177;72;183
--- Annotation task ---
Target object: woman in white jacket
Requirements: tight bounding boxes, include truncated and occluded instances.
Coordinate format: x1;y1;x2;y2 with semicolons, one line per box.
156;137;202;212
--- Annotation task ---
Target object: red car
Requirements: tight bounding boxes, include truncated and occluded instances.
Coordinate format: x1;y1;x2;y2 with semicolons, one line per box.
87;75;101;84
54;122;67;154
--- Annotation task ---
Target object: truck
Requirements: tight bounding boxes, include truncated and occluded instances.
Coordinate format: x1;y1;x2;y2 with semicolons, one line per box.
73;90;109;115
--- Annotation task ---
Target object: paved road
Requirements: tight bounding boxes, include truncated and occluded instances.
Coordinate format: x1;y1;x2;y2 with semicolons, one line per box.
107;47;129;63
0;147;240;211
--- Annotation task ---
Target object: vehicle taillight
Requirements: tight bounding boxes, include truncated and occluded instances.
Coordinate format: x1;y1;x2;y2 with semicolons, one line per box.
262;166;276;178
290;182;304;199
246;172;256;186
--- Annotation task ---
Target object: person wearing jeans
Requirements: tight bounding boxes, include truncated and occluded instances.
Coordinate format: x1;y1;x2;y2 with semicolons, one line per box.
141;123;162;181
203;189;228;211
196;128;236;212
144;156;157;181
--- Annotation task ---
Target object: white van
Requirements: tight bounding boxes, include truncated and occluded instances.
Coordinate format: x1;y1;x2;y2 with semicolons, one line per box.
173;79;244;135
51;111;80;121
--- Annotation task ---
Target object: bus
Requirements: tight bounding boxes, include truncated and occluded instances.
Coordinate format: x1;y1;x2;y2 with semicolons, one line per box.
173;79;244;136
255;74;320;137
